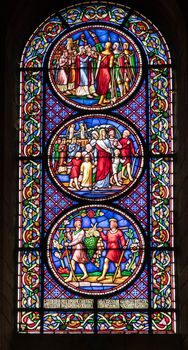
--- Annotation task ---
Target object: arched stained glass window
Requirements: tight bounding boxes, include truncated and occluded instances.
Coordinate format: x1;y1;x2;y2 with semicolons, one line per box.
17;1;175;334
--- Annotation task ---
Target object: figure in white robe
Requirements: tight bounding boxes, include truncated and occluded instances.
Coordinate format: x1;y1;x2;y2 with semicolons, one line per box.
64;218;88;282
80;155;93;190
56;51;68;92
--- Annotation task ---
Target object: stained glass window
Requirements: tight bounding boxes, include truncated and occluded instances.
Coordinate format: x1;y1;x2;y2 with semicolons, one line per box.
18;2;175;334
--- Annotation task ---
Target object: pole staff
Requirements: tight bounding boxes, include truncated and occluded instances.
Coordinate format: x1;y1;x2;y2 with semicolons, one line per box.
63;235;78;282
131;156;136;175
59;226;129;231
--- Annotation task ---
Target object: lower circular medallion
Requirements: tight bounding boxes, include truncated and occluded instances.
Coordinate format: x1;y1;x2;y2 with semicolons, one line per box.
46;205;145;296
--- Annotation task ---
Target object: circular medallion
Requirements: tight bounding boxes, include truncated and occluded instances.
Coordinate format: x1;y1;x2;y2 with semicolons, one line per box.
47;114;144;201
46;205;145;296
48;25;142;110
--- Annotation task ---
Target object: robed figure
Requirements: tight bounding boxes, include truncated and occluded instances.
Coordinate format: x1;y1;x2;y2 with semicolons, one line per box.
96;42;114;106
64;218;89;282
94;129;112;189
119;130;137;182
97;218;127;281
75;46;92;97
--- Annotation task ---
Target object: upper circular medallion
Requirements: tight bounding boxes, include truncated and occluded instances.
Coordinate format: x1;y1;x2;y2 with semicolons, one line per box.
48;25;142;110
47;114;144;201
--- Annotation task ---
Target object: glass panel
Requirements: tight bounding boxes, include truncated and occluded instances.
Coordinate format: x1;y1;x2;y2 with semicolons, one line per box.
97;312;149;333
21;15;65;68
44;264;86;305
18;160;41;248
151;158;174;247
149;67;173;154
46;205;145;296
17;311;41;333
45;85;76;146
44;172;78;234
151;250;175;309
48;25;143;110
18;1;175;334
114;171;147;230
60;3;130;26
43;312;94;333
152;312;176;333
114;81;147;139
47;114;145;201
17;251;41;308
19;71;43;157
124;11;171;65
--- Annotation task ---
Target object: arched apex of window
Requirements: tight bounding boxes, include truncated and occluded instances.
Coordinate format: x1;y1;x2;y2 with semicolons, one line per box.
17;0;175;335
20;1;171;69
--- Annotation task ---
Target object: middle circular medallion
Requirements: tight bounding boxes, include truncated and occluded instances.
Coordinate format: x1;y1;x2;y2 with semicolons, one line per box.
47;114;144;201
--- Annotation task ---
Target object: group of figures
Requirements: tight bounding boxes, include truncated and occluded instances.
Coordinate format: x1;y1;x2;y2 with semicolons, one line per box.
49;27;141;108
51;121;139;197
47;29;144;295
63;217;126;283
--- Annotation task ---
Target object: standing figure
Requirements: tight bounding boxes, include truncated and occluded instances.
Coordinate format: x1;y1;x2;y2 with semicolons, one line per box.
56;51;68;92
75;46;93;97
67;137;80;162
80;154;93;190
67;124;75;140
85;45;98;97
96;42;114;106
66;38;76;94
119;130;137;182
97;218;127;281
65;218;88;282
122;43;135;94
94;129;112;189
66;151;82;190
108;127;122;151
54;138;61;172
110;149;123;187
80;123;86;139
89;130;99;185
58;138;67;168
90;130;99;148
112;42;125;98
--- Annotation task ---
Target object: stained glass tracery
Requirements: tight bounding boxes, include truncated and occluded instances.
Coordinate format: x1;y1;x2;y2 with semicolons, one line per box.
18;1;175;334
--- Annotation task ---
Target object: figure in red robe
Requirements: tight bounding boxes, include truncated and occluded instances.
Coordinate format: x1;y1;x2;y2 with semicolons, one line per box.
96;42;114;106
94;128;112;189
66;152;82;190
97;218;127;281
119;130;137;182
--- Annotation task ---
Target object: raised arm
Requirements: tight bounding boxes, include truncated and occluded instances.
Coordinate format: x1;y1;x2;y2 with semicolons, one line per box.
98;228;107;241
